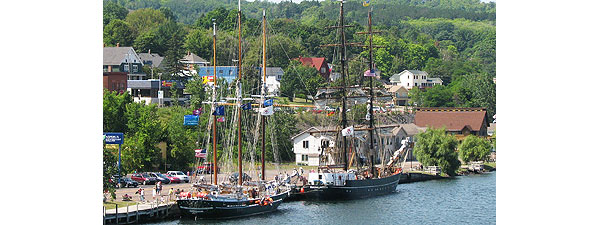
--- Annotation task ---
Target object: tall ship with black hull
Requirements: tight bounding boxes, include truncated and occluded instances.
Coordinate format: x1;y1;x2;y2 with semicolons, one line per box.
177;2;288;219
292;1;401;201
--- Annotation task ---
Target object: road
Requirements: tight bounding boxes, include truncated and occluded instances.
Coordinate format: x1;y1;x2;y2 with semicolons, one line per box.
109;161;423;203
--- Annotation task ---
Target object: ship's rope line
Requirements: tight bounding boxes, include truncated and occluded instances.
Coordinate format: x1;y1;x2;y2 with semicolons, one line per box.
265;19;316;99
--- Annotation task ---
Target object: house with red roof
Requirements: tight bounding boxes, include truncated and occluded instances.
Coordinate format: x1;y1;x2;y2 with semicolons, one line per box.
294;56;330;81
414;107;489;138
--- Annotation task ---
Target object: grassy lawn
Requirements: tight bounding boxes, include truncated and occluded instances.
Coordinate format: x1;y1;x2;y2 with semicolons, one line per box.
103;201;139;210
484;162;496;168
274;97;314;106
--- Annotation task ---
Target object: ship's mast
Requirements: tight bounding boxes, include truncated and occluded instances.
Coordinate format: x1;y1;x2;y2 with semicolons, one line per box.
212;20;218;185
236;0;243;186
339;0;349;172
261;9;267;181
367;9;376;178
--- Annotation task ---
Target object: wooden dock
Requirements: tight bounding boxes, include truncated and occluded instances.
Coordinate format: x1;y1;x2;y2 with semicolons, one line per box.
103;201;180;224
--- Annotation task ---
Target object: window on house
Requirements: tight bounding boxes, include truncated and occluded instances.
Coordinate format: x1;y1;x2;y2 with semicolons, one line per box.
277;75;282;80
124;64;129;72
302;155;308;161
133;65;138;73
219;70;223;74
321;67;326;73
303;140;309;148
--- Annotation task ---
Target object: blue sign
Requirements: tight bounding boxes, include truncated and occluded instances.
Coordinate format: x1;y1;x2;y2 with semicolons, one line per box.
184;115;199;126
104;132;124;144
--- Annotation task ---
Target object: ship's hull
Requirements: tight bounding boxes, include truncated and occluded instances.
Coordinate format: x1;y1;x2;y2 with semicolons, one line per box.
177;191;289;219
295;173;401;201
177;198;283;219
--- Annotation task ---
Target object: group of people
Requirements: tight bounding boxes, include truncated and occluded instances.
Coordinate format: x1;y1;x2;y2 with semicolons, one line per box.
134;185;178;203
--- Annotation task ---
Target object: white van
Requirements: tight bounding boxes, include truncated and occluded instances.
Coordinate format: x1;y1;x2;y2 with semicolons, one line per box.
166;171;190;183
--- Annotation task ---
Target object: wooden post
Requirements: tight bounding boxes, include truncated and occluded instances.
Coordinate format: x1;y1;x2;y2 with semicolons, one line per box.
136;203;139;223
126;204;129;223
115;204;118;224
103;206;105;225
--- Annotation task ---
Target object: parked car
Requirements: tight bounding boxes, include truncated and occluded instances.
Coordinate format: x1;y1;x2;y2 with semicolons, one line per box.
111;175;139;188
163;173;182;183
167;171;190;183
131;173;157;185
228;172;252;184
149;172;171;184
198;162;219;174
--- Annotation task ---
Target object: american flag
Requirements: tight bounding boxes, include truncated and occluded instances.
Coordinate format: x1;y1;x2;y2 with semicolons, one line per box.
195;149;207;158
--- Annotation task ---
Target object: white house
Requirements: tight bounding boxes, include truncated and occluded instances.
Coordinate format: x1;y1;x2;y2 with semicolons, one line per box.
260;67;284;95
291;127;335;166
389;70;442;90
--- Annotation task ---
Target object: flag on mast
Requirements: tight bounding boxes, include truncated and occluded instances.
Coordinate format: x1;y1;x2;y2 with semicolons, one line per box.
260;106;274;116
341;126;354;137
195;149;207;158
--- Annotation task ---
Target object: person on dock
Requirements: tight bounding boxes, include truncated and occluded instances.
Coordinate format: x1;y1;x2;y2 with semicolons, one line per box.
152;187;156;201
138;188;145;202
169;188;174;201
300;167;304;175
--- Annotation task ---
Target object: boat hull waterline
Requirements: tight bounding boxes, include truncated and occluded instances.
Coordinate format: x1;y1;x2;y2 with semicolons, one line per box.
296;173;402;201
177;191;289;219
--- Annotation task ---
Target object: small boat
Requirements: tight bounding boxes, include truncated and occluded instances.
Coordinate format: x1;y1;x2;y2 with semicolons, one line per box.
178;194;285;219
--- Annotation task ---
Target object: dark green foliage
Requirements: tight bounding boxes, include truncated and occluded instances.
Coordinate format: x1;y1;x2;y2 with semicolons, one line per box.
103;145;118;198
103;1;129;26
103;19;135;47
414;128;461;176
184;29;212;60
281;61;324;101
458;135;492;163
122;102;162;172
103;90;132;133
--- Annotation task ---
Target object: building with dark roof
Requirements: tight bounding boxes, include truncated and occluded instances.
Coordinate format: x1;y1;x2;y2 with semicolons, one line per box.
414;107;489;138
103;45;146;80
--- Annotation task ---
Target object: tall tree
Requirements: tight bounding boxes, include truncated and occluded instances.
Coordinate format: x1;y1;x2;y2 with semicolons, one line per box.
103;19;135;47
103;1;129;26
103;90;132;133
125;8;167;37
184;29;212;60
413;128;461;176
458;135;492;163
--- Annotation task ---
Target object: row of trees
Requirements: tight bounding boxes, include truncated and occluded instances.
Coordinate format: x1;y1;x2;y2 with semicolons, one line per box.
104;1;495;107
413;128;492;176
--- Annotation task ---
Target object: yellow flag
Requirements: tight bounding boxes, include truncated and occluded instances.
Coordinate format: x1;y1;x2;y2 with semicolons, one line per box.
202;76;209;84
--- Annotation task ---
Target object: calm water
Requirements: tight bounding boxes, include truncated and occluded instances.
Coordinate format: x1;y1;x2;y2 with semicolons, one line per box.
151;172;495;225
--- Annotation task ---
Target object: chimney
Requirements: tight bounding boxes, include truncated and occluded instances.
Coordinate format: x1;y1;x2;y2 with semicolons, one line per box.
148;49;151;54
116;43;120;47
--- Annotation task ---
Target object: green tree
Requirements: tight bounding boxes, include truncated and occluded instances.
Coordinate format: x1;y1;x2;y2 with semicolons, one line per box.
159;6;177;21
121;102;162;172
184;29;212;60
185;78;206;109
281;61;323;101
103;90;132;133
103;144;118;199
125;8;167;37
458;135;491;163
133;29;163;55
157;21;187;81
413;128;461;176
103;1;128;26
103;19;135;47
265;109;299;162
